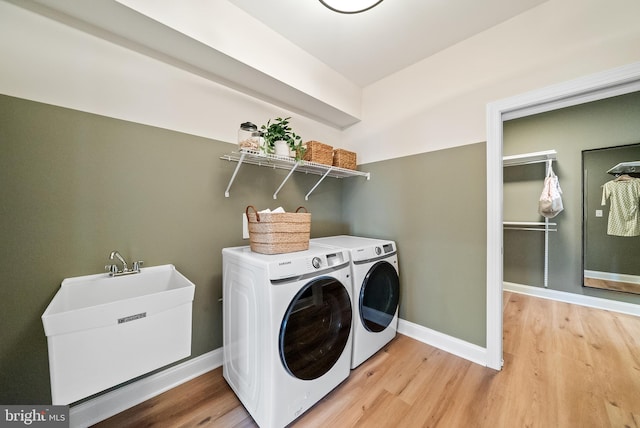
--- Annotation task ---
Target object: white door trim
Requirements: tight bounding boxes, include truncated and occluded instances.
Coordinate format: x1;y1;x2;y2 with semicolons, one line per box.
485;61;640;370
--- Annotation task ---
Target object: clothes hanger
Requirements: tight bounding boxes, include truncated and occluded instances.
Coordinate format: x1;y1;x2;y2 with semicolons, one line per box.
614;174;634;181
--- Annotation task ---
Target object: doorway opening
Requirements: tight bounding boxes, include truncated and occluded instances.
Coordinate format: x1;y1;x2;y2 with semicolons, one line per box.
485;62;640;370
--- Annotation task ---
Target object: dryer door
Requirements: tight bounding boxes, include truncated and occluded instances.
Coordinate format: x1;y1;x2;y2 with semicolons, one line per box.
279;277;352;380
360;261;400;332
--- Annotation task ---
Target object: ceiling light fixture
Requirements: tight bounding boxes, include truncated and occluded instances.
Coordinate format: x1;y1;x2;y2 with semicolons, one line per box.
319;0;384;14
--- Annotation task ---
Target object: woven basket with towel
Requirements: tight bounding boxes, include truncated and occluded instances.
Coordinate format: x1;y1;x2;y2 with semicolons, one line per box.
245;206;311;254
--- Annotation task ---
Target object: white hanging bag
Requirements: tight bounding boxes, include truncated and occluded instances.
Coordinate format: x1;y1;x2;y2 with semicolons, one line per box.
538;165;563;218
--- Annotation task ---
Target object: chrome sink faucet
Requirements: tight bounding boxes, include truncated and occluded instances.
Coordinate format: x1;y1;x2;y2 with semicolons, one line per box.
106;250;143;276
110;250;128;272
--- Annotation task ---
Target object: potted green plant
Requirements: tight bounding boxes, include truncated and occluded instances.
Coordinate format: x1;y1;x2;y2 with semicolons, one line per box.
261;117;306;160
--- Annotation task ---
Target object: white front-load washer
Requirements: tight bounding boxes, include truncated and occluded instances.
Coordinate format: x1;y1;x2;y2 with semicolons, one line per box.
311;235;400;369
222;243;353;428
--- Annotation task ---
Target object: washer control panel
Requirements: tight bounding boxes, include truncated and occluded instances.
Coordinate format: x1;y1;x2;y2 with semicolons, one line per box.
268;249;348;280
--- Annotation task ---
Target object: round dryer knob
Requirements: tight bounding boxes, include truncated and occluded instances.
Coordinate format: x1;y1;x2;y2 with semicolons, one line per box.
312;257;322;269
375;246;382;255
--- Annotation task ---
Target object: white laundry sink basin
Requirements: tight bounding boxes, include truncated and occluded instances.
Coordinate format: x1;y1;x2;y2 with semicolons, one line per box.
42;264;195;405
42;264;195;336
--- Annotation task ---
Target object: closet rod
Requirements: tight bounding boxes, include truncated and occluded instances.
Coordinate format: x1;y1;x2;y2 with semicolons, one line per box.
503;226;558;232
503;222;557;232
503;149;557;167
503;221;557;226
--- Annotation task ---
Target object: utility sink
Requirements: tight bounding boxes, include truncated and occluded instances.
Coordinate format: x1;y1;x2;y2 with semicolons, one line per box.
42;264;196;405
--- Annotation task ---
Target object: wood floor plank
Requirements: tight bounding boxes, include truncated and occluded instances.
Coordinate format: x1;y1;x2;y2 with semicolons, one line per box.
550;299;591;365
581;307;640;419
94;292;640;428
432;361;501;428
502;290;512;312
393;351;472;426
604;400;640;428
352;389;411;428
502;291;529;355
553;351;608;428
614;311;640;371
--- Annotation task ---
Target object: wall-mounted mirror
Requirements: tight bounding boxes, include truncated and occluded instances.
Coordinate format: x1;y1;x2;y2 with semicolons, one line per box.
583;142;640;294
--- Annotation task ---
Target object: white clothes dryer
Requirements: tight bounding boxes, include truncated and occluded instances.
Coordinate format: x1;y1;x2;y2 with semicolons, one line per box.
311;235;400;369
222;243;353;428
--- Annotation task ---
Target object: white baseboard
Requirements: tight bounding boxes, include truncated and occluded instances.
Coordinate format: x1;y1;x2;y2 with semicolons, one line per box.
397;319;488;367
70;347;223;428
504;282;640;317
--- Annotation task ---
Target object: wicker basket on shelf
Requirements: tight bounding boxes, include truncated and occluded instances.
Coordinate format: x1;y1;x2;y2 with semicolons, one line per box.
245;206;311;254
303;141;334;165
333;149;357;170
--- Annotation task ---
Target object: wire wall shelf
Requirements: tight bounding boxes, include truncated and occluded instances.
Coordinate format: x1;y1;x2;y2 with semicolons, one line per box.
220;149;370;200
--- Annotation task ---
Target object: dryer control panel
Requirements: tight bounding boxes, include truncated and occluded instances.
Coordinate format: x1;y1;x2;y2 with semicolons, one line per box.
351;242;396;263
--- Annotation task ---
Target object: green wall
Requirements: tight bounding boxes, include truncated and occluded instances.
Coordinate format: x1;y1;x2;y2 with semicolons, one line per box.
0;94;491;405
503;91;640;304
343;143;488;347
12;87;636;406
0;95;347;404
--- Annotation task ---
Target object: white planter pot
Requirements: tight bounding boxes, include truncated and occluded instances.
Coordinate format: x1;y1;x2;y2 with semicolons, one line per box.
274;140;290;157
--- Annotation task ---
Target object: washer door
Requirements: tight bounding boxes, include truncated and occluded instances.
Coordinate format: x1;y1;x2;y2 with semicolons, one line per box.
279;277;352;380
360;261;400;333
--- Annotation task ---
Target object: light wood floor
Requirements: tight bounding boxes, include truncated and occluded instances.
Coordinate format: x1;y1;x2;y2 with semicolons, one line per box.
94;292;640;427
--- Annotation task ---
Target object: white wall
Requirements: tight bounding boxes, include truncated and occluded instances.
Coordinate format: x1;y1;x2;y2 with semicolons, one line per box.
2;0;640;165
116;0;362;121
0;0;342;148
347;0;640;164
